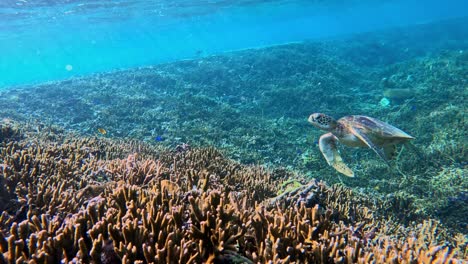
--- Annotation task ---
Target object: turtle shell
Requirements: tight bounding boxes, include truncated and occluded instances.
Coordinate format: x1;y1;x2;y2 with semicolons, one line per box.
339;115;414;145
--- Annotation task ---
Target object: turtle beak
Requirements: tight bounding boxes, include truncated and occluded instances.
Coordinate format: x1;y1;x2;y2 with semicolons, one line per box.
308;113;323;126
308;113;332;131
308;114;318;124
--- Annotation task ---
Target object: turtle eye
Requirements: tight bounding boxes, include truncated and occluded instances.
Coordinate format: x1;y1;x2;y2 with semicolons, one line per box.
309;113;329;127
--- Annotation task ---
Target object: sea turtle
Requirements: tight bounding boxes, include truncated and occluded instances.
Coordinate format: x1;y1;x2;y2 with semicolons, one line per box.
308;113;415;177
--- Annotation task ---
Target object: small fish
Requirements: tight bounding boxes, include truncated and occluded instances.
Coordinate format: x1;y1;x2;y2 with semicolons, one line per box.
155;135;164;142
97;128;107;135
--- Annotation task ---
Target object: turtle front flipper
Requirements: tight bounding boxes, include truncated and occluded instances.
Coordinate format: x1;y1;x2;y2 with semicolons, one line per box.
319;133;354;177
350;127;391;167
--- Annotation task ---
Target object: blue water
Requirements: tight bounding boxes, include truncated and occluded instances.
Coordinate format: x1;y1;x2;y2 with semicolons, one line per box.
0;0;467;88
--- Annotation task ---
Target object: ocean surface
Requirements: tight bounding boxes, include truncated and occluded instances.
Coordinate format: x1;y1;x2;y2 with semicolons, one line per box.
0;0;467;263
1;0;467;87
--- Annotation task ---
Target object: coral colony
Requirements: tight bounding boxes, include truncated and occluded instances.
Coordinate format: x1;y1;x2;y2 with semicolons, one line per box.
0;121;465;262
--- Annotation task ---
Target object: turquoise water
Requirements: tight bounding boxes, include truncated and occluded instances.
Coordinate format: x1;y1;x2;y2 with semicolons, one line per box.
1;0;467;88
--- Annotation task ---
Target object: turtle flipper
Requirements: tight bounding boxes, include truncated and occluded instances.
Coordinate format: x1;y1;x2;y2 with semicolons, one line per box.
319;133;354;177
350;127;391;167
383;145;397;160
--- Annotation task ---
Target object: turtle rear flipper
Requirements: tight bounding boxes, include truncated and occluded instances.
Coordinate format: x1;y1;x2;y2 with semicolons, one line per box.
350;127;391;167
383;145;397;160
319;133;354;177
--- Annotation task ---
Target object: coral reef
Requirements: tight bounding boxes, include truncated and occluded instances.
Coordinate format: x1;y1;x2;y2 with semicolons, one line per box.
0;17;466;244
0;121;466;263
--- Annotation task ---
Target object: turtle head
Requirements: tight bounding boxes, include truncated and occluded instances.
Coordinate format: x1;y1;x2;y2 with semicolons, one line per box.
308;113;337;131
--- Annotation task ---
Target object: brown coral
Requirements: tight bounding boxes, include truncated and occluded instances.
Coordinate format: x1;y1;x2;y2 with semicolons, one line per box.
0;121;466;263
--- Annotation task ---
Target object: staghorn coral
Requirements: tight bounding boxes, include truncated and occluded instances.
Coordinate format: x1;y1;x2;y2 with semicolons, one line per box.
0;122;466;263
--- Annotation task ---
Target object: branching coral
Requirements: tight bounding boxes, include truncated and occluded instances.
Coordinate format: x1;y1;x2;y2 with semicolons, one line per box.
0;122;466;263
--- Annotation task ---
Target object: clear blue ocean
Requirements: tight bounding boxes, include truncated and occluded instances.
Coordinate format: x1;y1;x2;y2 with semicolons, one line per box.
1;0;467;87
